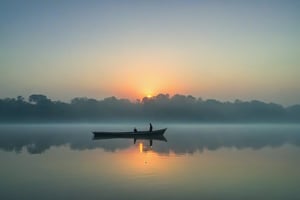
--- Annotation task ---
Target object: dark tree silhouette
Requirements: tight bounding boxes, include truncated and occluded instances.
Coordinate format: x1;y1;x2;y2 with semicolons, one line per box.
0;94;299;122
29;94;51;104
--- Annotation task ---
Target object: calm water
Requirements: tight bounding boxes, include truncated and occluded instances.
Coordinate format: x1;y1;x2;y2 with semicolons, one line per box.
0;124;300;200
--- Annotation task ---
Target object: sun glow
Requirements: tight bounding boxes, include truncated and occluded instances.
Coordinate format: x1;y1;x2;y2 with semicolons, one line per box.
101;47;188;100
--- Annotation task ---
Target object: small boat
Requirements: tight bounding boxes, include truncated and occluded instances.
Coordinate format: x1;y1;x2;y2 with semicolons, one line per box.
93;128;167;138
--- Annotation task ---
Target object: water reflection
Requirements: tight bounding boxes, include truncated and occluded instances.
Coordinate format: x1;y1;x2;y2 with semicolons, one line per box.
0;124;299;155
94;134;167;147
1;124;300;200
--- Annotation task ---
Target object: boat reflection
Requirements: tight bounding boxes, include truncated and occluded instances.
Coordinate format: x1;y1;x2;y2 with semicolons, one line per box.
93;134;167;147
139;142;149;152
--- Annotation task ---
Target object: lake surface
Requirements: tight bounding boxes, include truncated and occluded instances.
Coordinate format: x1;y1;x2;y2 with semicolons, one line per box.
0;124;300;200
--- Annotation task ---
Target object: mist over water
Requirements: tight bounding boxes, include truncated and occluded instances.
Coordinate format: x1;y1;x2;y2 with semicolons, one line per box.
0;123;300;200
1;123;300;154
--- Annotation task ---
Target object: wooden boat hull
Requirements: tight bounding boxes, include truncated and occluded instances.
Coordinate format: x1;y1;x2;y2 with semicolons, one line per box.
93;128;167;138
93;134;167;142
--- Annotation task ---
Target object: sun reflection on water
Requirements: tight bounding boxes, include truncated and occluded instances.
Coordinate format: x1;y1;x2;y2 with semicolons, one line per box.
139;142;143;153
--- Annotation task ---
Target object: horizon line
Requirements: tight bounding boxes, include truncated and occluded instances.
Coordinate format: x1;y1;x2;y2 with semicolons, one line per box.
1;93;299;107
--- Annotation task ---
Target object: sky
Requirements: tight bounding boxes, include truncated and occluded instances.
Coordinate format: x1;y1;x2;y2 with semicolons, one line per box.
0;0;299;105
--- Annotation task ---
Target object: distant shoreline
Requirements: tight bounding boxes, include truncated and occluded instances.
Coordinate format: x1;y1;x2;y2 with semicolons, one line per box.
1;94;299;123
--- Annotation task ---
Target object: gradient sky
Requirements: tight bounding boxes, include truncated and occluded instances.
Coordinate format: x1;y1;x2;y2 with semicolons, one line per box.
1;0;299;105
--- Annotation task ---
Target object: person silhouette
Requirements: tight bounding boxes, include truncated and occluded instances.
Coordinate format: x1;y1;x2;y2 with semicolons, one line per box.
134;128;138;133
149;123;153;132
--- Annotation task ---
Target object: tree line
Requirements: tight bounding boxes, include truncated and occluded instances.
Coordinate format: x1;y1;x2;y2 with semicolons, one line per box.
0;94;299;122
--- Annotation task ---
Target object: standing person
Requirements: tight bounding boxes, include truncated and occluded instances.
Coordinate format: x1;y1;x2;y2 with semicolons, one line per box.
149;123;153;132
